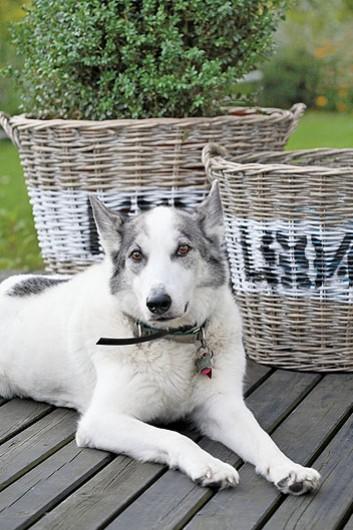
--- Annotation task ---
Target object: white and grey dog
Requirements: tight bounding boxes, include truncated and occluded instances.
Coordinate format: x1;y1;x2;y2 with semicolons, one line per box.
0;183;320;494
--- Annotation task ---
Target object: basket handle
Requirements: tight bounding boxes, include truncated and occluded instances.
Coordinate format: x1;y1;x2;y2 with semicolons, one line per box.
201;143;228;179
0;112;19;146
284;103;306;143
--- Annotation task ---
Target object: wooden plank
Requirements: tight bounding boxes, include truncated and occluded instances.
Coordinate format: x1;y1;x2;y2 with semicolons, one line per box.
0;399;52;444
0;408;77;491
260;411;353;530
0;441;111;530
0;422;202;530
25;426;195;530
183;374;353;530
99;370;320;530
27;363;271;530
32;456;165;530
243;361;273;396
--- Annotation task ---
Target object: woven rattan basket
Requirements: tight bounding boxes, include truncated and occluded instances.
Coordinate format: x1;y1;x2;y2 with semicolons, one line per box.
202;144;353;372
0;104;304;273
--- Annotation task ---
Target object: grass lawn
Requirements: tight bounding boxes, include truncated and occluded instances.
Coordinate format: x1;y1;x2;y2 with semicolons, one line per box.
0;110;352;271
287;111;353;149
0;140;43;270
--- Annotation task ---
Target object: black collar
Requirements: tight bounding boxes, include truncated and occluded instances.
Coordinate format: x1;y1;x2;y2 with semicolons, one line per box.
96;320;214;379
97;321;205;346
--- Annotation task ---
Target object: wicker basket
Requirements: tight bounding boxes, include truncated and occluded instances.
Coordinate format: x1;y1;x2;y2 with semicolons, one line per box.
202;145;353;372
0;105;304;273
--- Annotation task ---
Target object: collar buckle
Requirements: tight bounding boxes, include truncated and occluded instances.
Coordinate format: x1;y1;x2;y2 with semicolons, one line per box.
136;321;143;338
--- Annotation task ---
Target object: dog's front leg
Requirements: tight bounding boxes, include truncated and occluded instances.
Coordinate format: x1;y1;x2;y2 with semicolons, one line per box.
193;394;320;495
76;407;239;489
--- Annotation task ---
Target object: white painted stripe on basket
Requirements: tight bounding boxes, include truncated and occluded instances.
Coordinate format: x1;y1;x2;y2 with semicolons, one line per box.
25;185;353;303
225;216;353;303
27;186;207;265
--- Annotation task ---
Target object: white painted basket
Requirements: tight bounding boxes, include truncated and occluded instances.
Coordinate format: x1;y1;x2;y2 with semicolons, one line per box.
0;105;304;272
203;144;353;372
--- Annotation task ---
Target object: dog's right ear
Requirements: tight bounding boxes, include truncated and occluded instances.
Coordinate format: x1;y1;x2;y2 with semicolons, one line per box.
196;181;224;242
89;196;124;255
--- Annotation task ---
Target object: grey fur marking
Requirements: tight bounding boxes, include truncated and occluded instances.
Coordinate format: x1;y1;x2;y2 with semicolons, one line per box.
176;210;228;288
7;277;70;297
110;217;143;294
110;207;228;294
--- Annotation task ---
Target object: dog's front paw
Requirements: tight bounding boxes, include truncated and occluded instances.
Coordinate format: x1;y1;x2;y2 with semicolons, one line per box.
270;463;320;496
192;458;239;490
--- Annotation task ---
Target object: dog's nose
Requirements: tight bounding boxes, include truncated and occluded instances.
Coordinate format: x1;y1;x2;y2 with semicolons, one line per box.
146;293;172;315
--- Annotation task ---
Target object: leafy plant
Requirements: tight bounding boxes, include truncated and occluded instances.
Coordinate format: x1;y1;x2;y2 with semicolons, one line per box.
8;0;289;119
260;48;321;108
259;0;353;112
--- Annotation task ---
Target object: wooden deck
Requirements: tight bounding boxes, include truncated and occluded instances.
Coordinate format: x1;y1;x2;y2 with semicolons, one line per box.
1;272;353;530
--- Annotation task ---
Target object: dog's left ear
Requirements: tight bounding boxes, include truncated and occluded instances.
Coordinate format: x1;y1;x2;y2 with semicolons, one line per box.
197;181;224;241
89;196;124;255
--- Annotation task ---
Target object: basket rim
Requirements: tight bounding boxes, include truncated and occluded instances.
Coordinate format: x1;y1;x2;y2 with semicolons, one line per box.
231;147;353;161
0;104;305;130
202;144;353;176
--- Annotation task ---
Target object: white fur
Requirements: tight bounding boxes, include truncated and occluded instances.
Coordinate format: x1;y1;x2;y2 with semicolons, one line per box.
0;201;320;493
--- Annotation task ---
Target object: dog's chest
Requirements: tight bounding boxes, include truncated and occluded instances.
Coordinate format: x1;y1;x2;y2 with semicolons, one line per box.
123;340;202;421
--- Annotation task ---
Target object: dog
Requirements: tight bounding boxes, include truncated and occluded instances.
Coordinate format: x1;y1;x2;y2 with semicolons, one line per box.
0;182;320;494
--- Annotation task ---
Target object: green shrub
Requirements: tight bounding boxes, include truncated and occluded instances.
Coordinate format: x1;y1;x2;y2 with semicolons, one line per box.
259;0;353;112
312;30;353;113
260;48;321;108
0;0;29;115
8;0;289;120
260;41;353;112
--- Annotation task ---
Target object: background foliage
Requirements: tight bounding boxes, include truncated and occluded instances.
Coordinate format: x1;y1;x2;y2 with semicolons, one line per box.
0;0;29;115
260;0;353;112
8;0;288;119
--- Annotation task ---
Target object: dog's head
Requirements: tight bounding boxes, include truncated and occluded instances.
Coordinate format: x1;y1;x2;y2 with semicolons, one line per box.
90;182;228;328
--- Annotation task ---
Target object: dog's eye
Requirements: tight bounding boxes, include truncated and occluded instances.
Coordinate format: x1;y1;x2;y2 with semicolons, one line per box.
130;250;143;262
176;244;191;257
